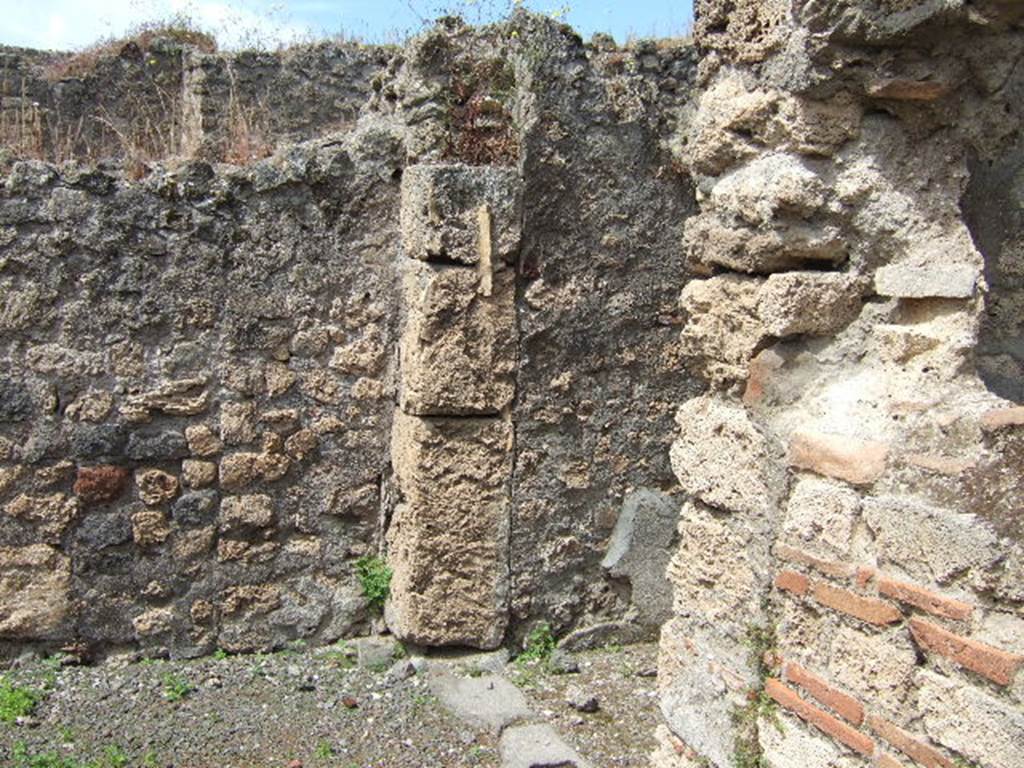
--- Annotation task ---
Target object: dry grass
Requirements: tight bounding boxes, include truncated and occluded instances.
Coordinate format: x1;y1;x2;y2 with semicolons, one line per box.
43;15;216;82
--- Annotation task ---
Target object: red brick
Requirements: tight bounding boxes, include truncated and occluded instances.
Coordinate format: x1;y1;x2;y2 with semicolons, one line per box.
856;566;876;590
765;679;876;757
73;465;130;503
788;431;889;486
980;406;1024;431
775;570;809;596
812;581;902;625
783;661;865;726
774;543;856;579
877;752;907;768
877;577;973;622
909;618;1024;686
866;715;953;768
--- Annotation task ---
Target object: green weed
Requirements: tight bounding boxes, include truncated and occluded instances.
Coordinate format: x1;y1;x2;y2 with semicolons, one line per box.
355;555;393;611
517;622;556;664
0;677;39;723
161;672;194;702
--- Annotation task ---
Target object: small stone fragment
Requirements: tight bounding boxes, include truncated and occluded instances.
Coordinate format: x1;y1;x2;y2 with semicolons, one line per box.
185;424;223;457
566;685;600;713
135;469;179;506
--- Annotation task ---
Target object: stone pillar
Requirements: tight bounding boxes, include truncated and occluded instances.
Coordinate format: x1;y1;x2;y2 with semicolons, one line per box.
385;163;522;649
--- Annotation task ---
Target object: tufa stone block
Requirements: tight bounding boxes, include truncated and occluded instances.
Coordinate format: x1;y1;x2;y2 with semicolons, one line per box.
400;163;522;266
385;412;512;650
399;260;516;416
0;544;71;638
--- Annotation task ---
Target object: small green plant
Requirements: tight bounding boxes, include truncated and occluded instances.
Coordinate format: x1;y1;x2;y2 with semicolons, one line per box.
0;677;39;723
517;622;556;664
314;741;335;760
142;751;160;768
161;672;194;702
731;623;783;768
100;746;128;768
212;648;229;660
355;555;393;611
10;742;133;768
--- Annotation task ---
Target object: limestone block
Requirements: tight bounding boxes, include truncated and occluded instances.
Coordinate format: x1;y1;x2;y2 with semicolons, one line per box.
399;261;516;416
918;669;1024;768
385;412;512;649
781;476;861;559
400;164;522;265
709;154;828;226
131;508;171;546
684;214;847;275
863;495;1002;588
679;275;766;386
757;272;864;337
874;264;978;299
670;395;781;517
687;75;779;176
666;501;772;644
220;402;258;445
0;544;71;638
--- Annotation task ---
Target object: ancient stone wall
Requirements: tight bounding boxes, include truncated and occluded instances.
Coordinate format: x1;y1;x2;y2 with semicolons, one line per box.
655;2;1024;768
0;14;698;659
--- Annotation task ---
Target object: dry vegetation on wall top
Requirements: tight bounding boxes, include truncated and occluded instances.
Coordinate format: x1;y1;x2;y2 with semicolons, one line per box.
42;15;218;82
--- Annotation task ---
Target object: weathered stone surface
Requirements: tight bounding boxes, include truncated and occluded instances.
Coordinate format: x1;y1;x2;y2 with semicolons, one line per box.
499;723;590;768
757;272;863;338
185;424;223;457
658;618;750;768
171;490;219;527
863;496;1002;587
4;492;80;542
126;430;189;461
874;264;978;299
0;544;71;638
670;396;780;516
601;489;678;630
131;507;171;546
135;469;179;506
219;494;275;532
781;476;860;559
400;164;522;266
666;502;772;645
918;669;1024;768
73;465;130;503
679;275;766;386
181;459;217;489
220;402;258;446
400;261;516;416
386;412;512;649
218;452;290;490
428;670;532;734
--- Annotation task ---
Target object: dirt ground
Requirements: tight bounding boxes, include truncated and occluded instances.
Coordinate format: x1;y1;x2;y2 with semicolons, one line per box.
0;641;661;767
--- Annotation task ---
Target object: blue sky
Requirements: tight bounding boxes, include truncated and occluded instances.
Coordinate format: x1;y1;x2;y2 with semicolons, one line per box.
1;0;694;51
